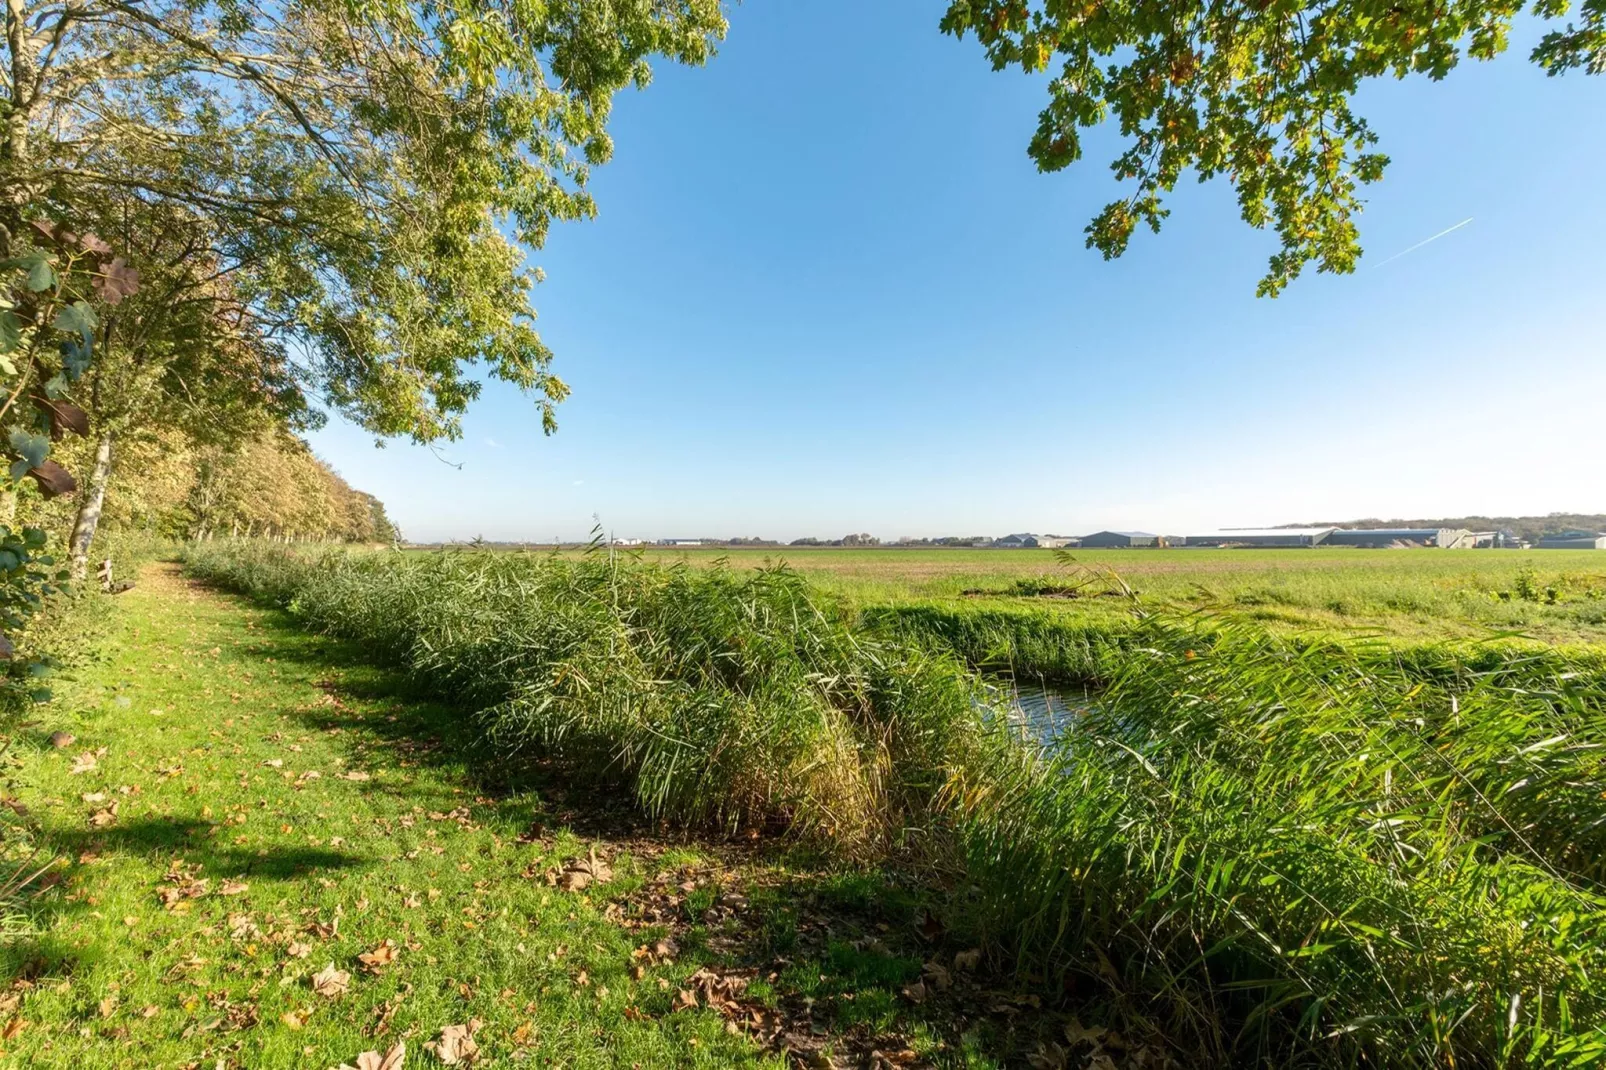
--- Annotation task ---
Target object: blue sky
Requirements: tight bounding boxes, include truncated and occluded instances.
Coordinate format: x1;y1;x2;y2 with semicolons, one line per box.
310;3;1606;543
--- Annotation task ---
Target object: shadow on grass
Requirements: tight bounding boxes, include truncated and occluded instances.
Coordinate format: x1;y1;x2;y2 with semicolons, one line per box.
177;588;1073;1068
47;815;369;879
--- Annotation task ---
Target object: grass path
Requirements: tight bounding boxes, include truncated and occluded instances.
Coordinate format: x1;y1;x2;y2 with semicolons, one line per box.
0;565;1010;1069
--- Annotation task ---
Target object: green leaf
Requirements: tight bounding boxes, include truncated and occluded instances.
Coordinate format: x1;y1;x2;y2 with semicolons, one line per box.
60;338;91;379
53;301;97;343
6;429;49;470
0;309;20;354
21;253;55;293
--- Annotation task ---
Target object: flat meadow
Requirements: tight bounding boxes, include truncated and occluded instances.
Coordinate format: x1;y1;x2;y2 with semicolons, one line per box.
622;545;1606;644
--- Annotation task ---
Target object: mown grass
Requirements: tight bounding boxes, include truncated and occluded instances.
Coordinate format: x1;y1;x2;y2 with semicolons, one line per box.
0;564;1021;1069
182;542;1606;1067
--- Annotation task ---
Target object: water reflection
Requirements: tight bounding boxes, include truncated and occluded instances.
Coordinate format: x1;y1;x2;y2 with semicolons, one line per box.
984;679;1097;743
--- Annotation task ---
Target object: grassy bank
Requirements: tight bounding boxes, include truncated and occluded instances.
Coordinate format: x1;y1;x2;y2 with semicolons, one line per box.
8;564;1057;1068
176;542;1606;1066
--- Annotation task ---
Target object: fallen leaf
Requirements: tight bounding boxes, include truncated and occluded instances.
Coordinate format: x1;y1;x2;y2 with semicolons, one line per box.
340;771;371;782
88;802;119;828
426;1022;480;1065
953;948;983;972
557;846;613;892
70;753;98;774
1064;1020;1107;1049
219;880;249;896
340;1041;407;1070
281;1008;309;1030
1027;1042;1068;1070
97;995;118;1018
358;940;398;972
262;759;283;768
312;963;351;998
287;941;312;959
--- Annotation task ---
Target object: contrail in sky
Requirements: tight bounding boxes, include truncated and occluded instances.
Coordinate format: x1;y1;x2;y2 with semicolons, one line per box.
1373;217;1474;267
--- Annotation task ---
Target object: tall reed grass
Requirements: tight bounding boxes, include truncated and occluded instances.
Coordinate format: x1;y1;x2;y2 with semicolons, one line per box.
184;543;1606;1065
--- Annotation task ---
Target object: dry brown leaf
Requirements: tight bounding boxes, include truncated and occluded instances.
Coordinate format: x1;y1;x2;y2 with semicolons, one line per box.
1064;1020;1107;1048
70;753;98;774
340;771;371;782
312;963;351;998
1;1016;23;1040
426;1022;480;1065
218;880;249;896
97;995;118;1018
557;846;613;892
1026;1042;1068;1070
281;1008;309;1030
88;802;119;828
358;940;398;972
338;1041;406;1070
900;980;927;1004
953;947;982;972
286;941;312;959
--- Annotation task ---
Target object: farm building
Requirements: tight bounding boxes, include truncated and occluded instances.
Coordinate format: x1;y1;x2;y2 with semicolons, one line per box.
1080;531;1162;548
1537;532;1606;549
1185;527;1334;548
1328;528;1475;548
993;533;1076;549
657;538;704;547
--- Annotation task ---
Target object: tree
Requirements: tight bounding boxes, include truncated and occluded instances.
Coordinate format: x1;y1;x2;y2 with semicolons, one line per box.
0;224;128;672
2;0;727;439
45;197;307;574
941;0;1603;295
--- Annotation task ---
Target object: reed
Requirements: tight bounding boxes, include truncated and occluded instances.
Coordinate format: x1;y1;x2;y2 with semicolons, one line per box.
184;542;1606;1065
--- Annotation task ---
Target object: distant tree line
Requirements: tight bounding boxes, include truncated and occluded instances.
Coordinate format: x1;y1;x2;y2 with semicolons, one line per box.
789;533;881;547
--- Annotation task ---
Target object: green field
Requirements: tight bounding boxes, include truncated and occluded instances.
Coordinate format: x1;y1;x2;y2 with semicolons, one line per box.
620;546;1606;644
157;542;1606;1066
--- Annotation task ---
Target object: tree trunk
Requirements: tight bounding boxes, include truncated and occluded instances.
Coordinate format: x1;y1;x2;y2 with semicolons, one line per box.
2;0;38;258
69;432;113;579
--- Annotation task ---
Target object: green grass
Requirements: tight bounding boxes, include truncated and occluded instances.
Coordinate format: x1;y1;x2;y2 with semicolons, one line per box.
616;545;1606;645
177;542;1606;1067
0;564;1007;1069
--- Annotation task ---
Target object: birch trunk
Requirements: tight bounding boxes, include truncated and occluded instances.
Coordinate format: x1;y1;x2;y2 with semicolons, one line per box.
69;432;113;579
